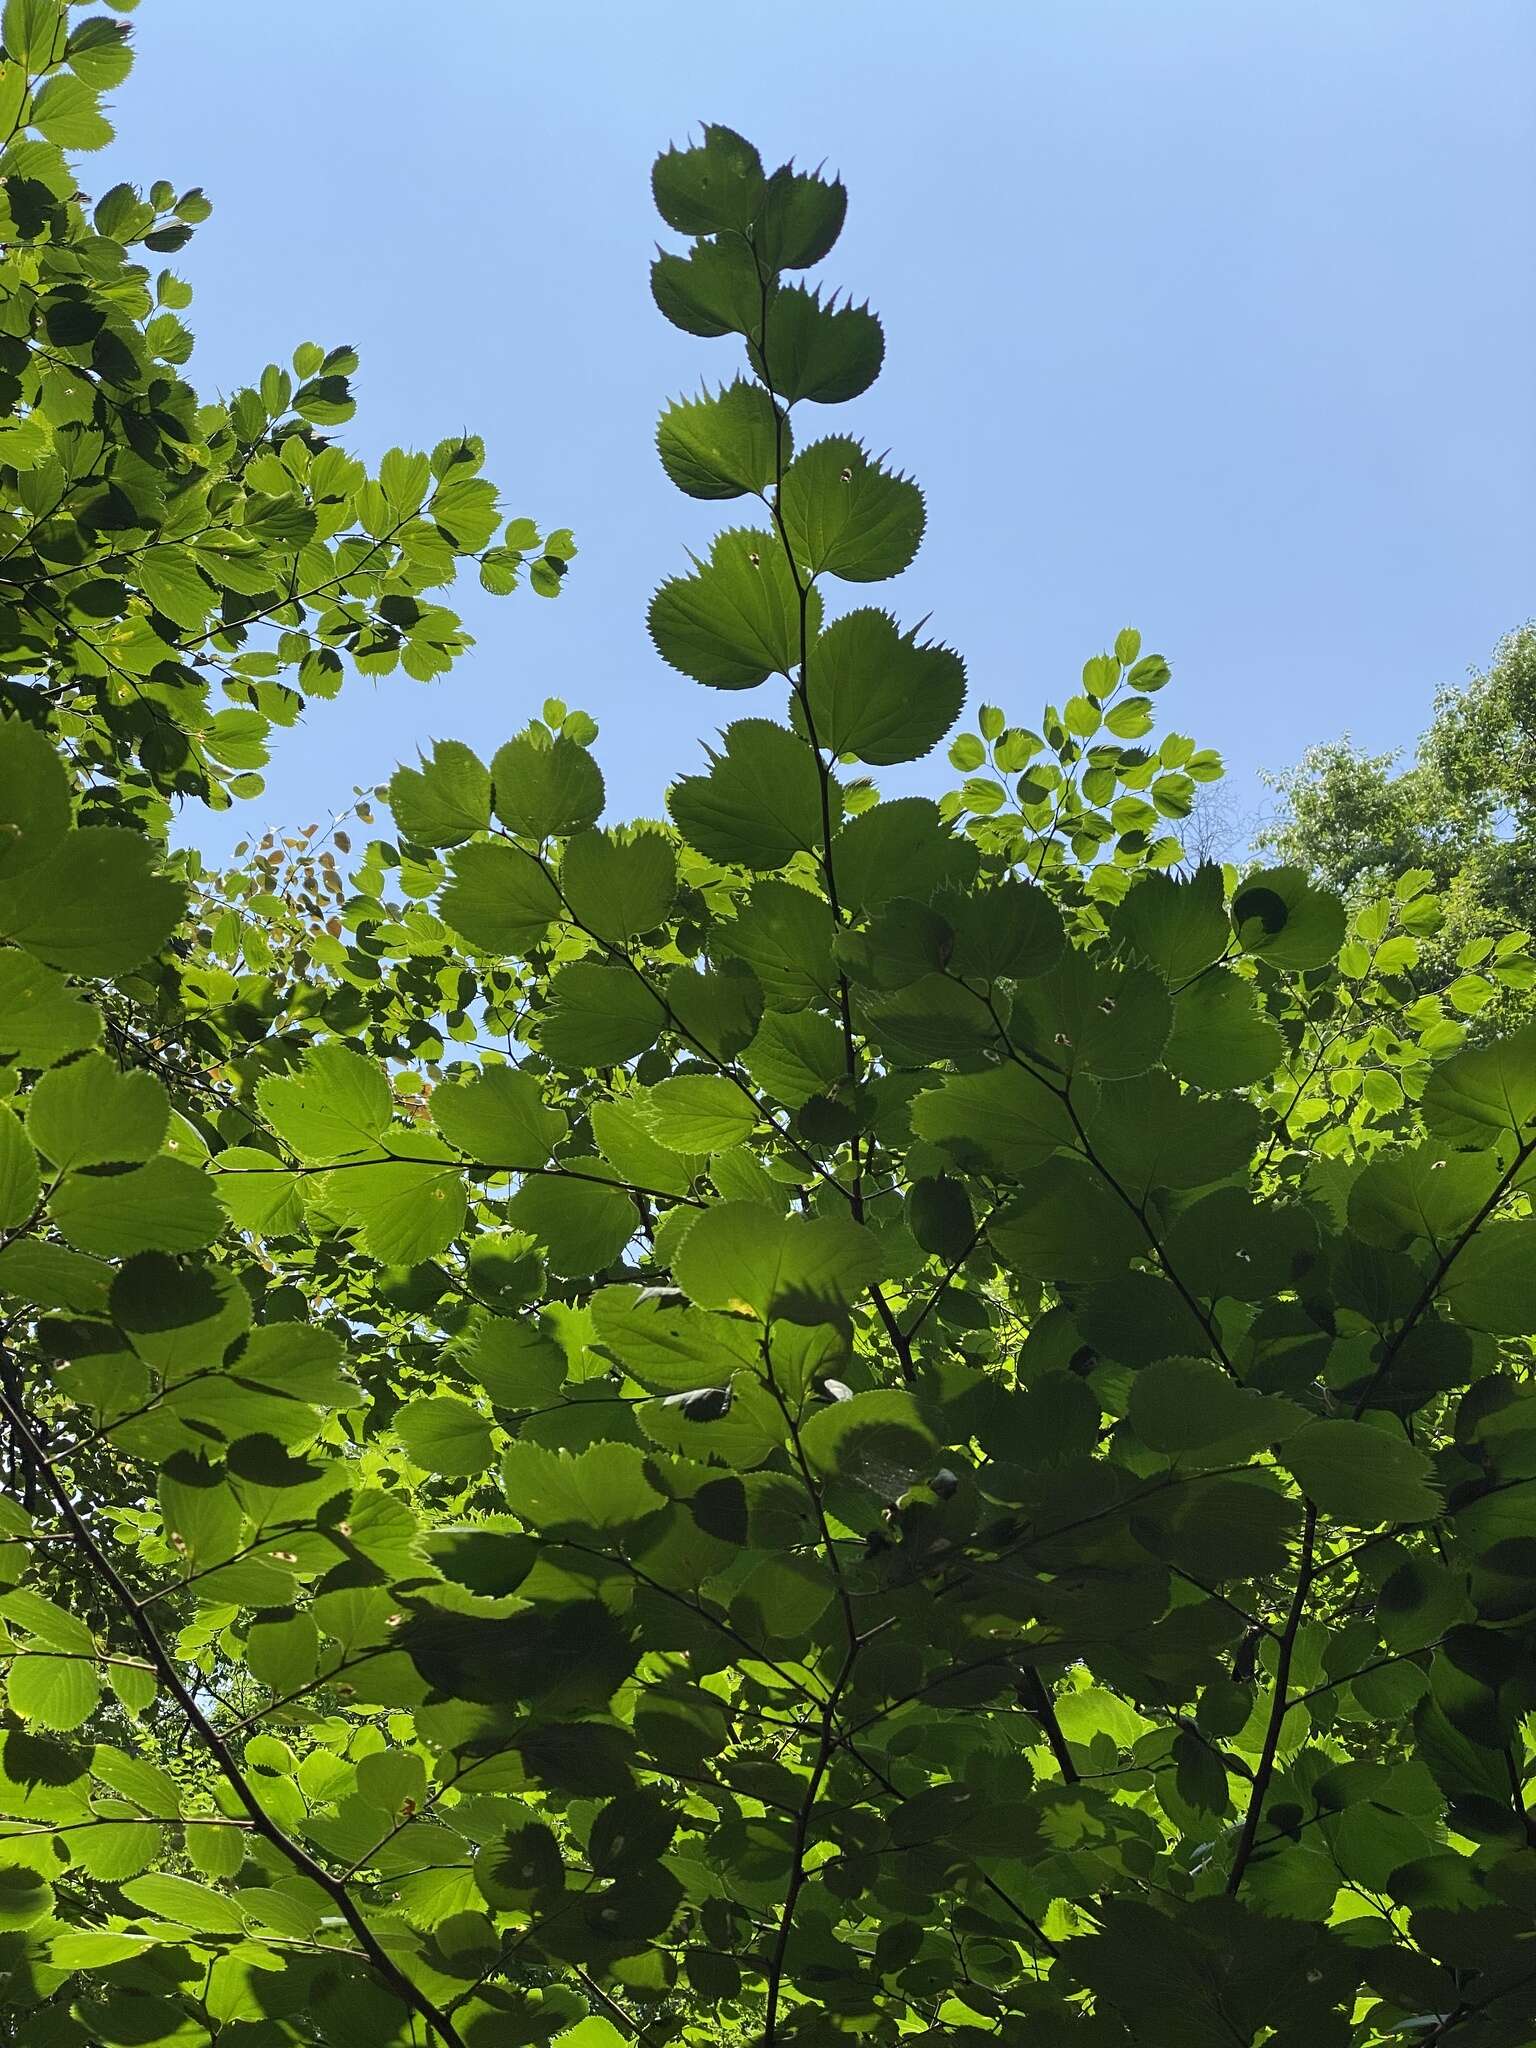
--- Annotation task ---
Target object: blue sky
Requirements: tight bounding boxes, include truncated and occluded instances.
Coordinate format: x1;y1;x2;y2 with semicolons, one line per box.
101;1;1533;860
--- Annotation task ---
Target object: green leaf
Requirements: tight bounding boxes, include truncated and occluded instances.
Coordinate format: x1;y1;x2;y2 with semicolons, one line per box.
0;1104;39;1229
669;717;824;869
440;840;562;954
906;1175;974;1261
258;1044;390;1163
0;1237;111;1311
649;528;821;690
491;733;604;839
1163;970;1285;1091
27;1050;167;1169
502;1439;664;1531
657;379;786;498
397;1395;495;1477
210;1146;303;1235
946;878;1065;983
592;1097;701;1197
0;953;102;1068
834;796;977;914
1440;1220;1536;1334
540;961;667;1069
1231;866;1347;971
988;1156;1144;1282
0;717;71;882
667;960;764;1060
432;1065;564;1168
798;1389;936;1493
1111;866;1230;982
29;71;112;148
120;1873;246;1934
137;546;215;629
2;0;65;67
1129;1358;1307;1458
1012;950;1172;1080
778;437;924;583
111;1254;249;1374
1282;1420;1441;1524
754;164;847;270
6;1654;100;1731
751;285;884;404
1348;1143;1502;1251
1164;1186;1320;1302
561;826;677;941
650;236;762;339
1421;1019;1536;1144
643;1075;756;1153
0;1865;53;1931
390;740;492;848
716;879;838;1009
910;1061;1080;1174
800;608;965;766
742;1009;845;1108
504;1174;636;1277
50;1155;225;1257
324;1152;467;1264
590;1284;754;1392
673;1201;881;1322
0;828;184;976
653;125;765;235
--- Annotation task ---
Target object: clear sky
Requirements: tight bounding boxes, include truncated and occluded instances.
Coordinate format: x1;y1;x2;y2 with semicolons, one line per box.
99;1;1534;860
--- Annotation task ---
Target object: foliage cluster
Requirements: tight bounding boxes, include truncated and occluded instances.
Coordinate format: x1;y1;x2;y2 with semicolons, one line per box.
2;18;1536;2048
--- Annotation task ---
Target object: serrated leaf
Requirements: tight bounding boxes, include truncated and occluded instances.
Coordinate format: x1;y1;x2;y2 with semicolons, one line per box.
0;828;184;976
397;1396;496;1477
653;125;765;235
590;1284;755;1392
650;235;763;339
649;528;820;690
1282;1420;1441;1524
440;840;562;954
502;1439;664;1531
390;740;492;848
50;1155;226;1257
0;1105;39;1230
1129;1357;1307;1458
504;1174;636;1278
669;717;824;869
673;1201;881;1322
491;733;604;840
258;1044;390;1164
26;1049;167;1169
561;826;677;941
0;717;71;882
778;437;924;582
1111;865;1230;982
0;953;101;1068
657;379;786;499
751;285;883;404
643;1074;757;1153
742;1009;845;1107
1163;970;1285;1091
799;608;965;766
1231;865;1347;972
754;163;847;269
323;1152;467;1264
540;961;667;1070
431;1065;564;1169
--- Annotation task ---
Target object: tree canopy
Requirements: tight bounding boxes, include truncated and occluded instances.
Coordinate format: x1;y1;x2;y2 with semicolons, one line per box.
1261;624;1536;1023
2;19;1536;2048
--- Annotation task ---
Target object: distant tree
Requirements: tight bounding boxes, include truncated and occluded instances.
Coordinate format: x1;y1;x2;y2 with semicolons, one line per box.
1260;625;1536;1019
